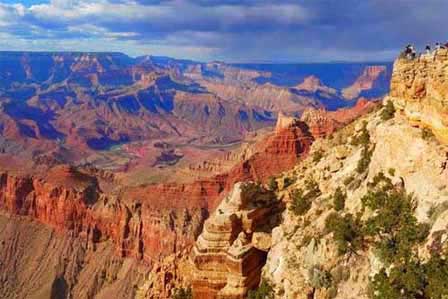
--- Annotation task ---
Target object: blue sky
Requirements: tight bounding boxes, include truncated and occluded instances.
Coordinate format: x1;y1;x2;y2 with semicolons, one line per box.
0;0;447;62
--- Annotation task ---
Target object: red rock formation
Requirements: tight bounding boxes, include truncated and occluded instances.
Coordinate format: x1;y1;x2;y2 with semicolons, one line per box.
192;182;277;299
0;115;313;297
342;66;387;99
296;75;337;95
301;98;378;138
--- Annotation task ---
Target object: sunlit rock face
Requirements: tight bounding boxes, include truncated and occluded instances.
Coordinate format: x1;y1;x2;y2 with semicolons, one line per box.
191;182;279;299
388;49;448;143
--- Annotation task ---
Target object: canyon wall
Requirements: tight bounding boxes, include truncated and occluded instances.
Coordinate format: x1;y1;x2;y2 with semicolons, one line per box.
388;48;448;143
0;115;314;298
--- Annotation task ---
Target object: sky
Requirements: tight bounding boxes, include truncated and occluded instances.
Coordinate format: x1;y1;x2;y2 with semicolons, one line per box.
0;0;447;62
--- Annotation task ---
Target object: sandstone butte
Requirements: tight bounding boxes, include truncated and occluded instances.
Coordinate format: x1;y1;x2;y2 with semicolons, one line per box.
388;48;448;144
191;182;279;299
0;98;375;298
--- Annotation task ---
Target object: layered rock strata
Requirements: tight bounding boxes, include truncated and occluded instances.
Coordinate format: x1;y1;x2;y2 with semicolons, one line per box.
192;182;278;299
388;48;448;143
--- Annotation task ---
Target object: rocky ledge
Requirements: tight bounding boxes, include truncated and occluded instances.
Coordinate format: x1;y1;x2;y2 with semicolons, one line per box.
388;48;448;143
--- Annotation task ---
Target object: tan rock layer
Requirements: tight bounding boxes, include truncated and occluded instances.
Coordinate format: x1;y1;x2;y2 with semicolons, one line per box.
388;49;448;143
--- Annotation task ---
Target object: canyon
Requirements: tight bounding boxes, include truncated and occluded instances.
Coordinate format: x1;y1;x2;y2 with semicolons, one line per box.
0;51;392;299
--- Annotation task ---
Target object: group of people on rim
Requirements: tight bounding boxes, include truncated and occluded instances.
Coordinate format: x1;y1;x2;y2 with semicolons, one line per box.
403;42;448;59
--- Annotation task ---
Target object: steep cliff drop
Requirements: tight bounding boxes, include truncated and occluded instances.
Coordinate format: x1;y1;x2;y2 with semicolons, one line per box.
0;114;315;298
388;48;448;144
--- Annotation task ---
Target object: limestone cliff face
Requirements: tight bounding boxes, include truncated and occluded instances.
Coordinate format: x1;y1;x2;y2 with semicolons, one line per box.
388;49;448;143
259;108;448;298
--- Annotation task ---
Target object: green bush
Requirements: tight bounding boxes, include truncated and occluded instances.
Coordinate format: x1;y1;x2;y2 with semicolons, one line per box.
380;100;396;121
363;173;444;299
172;287;192;299
356;145;374;174
304;177;321;199
362;172;429;265
351;122;370;147
289;178;321;216
247;280;275;299
325;212;364;255
283;177;295;189
332;187;346;211
370;254;448;299
267;176;278;191
387;168;396;176
290;189;311;216
422;127;435;141
343;176;355;186
313;149;324;163
308;265;333;289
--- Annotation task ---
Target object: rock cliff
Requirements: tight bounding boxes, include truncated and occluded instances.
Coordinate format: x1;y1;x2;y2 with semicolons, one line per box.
0;114;314;298
388;49;448;143
192;182;279;299
254;101;448;298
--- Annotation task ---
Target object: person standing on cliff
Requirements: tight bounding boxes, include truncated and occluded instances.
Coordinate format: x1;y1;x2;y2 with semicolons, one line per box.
426;45;432;54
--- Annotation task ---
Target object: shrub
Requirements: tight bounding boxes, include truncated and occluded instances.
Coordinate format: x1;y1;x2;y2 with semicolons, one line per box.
283;177;295;189
332;187;346;211
172;287;192;299
313;149;324;163
362;172;429;265
290;189;311;216
289;177;321;216
247;280;275;299
380;100;395;121
267;176;278;191
422;127;435;141
308;265;333;289
325;212;364;255
356;145;374;174
304;177;321;199
370;255;448;299
363;173;440;299
351;121;370;147
241;182;276;206
343;176;355;186
387;168;395;176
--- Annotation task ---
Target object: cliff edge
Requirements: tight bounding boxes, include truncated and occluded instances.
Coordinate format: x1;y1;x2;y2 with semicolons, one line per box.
388;49;448;143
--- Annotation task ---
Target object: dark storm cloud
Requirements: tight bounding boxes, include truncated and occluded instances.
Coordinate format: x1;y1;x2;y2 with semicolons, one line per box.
0;0;447;61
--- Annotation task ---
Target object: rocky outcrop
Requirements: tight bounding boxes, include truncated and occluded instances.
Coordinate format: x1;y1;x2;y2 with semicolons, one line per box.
192;182;279;299
300;98;377;138
342;65;388;99
388;48;448;143
296;75;337;95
